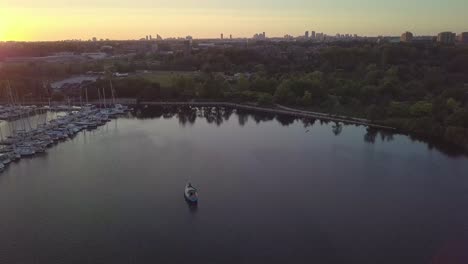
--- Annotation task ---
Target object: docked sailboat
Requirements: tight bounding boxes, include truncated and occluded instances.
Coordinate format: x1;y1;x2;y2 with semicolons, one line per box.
17;147;35;157
0;153;11;165
184;183;199;203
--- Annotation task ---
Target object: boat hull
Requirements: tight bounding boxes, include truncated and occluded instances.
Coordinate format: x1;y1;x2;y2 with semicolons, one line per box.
184;194;198;204
184;184;198;203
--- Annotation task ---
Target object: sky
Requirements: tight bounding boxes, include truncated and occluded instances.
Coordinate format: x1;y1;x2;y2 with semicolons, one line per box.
0;0;467;41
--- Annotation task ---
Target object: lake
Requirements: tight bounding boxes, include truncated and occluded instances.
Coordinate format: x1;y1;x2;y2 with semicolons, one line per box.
0;106;467;264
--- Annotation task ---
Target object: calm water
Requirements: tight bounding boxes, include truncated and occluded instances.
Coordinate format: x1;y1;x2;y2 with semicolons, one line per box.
0;106;467;264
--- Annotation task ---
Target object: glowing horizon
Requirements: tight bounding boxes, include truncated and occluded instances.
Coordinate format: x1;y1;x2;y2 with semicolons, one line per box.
1;0;467;41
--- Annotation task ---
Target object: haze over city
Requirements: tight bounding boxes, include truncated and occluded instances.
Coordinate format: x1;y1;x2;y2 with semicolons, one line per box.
1;0;467;41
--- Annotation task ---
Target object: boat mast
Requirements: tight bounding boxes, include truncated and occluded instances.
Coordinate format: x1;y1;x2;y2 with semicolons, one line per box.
79;85;83;107
25;104;32;131
110;79;116;106
6;81;16;134
7;80;15;107
102;87;107;109
97;88;102;108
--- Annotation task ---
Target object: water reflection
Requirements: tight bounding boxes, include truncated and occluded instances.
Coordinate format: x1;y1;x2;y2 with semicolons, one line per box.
237;109;249;126
1;105;467;264
302;118;316;128
0;110;66;138
332;122;343;136
364;128;379;143
275;114;295;126
131;105;468;157
186;201;199;215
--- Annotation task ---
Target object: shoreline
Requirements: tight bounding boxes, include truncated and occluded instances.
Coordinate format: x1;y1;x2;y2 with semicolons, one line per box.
0;100;396;130
138;101;396;130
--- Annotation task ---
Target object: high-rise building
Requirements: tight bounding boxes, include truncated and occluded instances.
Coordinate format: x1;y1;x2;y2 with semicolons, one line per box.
459;32;468;44
150;35;153;40
400;31;414;42
230;34;232;40
315;32;325;41
92;37;97;42
305;31;309;38
437;32;456;44
145;35;149;41
221;33;224;40
311;31;316;39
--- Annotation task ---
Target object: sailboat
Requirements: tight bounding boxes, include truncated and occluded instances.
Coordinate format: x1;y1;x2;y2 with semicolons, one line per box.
184;183;199;203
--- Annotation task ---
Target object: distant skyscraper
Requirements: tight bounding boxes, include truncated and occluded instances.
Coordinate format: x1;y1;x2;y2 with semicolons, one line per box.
305;31;309;38
92;37;97;42
150;35;152;40
156;34;162;40
311;31;316;39
230;34;232;40
437;32;456;44
400;31;414;42
145;35;149;41
221;33;224;40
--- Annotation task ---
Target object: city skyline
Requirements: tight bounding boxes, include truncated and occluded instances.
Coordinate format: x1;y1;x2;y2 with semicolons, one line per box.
1;0;467;41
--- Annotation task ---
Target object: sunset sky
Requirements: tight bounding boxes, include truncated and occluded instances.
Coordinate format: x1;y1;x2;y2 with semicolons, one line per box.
0;0;467;41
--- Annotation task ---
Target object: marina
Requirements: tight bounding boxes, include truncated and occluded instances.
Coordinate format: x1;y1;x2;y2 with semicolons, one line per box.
0;104;130;172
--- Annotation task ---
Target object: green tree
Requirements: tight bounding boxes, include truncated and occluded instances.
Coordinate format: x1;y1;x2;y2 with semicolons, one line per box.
446;98;460;113
236;75;250;91
274;80;295;104
257;93;274;106
410;101;433;117
301;91;313;106
388;101;410;117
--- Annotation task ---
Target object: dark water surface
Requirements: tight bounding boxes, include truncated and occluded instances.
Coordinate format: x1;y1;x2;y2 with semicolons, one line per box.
1;106;468;264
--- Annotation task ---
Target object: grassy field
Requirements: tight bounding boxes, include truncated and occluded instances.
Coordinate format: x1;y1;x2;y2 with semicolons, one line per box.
139;71;199;87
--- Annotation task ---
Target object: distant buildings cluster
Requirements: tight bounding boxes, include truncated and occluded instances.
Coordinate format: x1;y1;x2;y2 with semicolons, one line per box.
252;32;267;40
54;29;468;45
281;30;359;42
400;31;468;44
